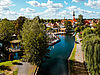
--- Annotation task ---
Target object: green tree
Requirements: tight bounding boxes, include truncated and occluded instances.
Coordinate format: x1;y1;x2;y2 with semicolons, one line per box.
64;21;72;30
74;26;80;33
94;22;100;36
82;34;100;75
33;16;40;23
15;16;26;36
0;20;14;41
82;27;93;38
21;18;49;65
40;18;44;23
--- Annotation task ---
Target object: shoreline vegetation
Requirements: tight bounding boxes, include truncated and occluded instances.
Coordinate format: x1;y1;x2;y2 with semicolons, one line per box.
68;36;77;75
0;60;20;75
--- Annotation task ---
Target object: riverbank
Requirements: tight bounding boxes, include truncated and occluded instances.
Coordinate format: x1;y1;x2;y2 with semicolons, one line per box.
68;34;88;75
0;60;20;75
37;35;75;75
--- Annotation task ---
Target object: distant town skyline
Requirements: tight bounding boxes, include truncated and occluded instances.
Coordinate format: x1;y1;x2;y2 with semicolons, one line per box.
0;0;100;20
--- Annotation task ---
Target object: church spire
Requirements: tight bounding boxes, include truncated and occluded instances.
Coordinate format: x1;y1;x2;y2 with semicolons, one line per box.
73;11;75;17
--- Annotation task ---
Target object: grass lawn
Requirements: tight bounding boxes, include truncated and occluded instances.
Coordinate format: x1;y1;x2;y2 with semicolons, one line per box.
68;36;77;75
0;60;21;74
13;68;18;75
0;60;21;66
69;43;77;61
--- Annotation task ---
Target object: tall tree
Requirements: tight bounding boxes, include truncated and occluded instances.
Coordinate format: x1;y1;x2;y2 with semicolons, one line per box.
94;22;100;36
15;16;26;36
82;27;93;38
82;34;100;75
0;20;14;41
21;18;49;65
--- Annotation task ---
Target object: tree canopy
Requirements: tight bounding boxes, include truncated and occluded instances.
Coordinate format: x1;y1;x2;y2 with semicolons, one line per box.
82;34;100;75
0;20;14;41
82;27;93;38
94;22;100;36
21;18;49;65
15;16;26;36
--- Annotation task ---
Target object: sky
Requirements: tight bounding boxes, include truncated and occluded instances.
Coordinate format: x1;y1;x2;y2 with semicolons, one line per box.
0;0;100;20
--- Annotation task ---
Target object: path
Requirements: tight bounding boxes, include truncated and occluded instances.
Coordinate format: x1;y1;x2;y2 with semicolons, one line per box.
72;34;88;75
17;62;34;75
75;34;84;63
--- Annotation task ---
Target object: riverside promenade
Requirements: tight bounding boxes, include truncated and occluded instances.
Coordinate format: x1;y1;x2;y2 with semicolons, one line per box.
68;34;88;75
75;34;84;63
17;62;38;75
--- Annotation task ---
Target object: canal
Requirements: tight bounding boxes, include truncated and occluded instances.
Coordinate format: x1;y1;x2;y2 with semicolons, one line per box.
38;34;75;75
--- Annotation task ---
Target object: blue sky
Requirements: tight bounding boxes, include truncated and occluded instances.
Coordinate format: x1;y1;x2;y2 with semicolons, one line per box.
0;0;100;20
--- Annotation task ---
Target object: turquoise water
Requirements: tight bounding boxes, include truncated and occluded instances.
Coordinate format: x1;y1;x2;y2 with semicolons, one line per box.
38;35;75;75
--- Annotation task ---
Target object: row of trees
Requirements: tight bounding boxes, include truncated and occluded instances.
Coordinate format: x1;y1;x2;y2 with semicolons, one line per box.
0;16;49;66
82;24;100;75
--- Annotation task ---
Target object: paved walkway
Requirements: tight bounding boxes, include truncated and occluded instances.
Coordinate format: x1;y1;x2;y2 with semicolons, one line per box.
71;34;88;75
75;34;84;63
17;62;34;75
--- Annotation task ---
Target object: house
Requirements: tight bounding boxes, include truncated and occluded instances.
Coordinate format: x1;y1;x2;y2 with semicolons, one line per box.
60;28;66;32
61;11;77;27
61;17;67;25
7;34;23;60
46;23;58;28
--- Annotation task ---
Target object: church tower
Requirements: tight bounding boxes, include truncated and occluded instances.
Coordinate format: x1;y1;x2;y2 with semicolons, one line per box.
72;11;76;27
73;11;75;19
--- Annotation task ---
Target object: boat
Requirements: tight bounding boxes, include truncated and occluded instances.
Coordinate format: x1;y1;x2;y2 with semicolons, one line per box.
48;38;60;46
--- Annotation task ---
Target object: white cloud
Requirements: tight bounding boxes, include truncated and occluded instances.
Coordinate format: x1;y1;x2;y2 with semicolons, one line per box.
20;8;35;13
66;6;100;19
26;0;63;8
26;0;40;7
58;10;71;18
67;6;77;10
0;0;13;12
64;1;68;5
0;0;14;6
0;0;19;20
67;6;100;15
84;0;100;9
6;11;18;16
72;0;85;2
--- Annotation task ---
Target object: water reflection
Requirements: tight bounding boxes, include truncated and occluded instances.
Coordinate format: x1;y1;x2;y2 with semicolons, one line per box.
38;35;75;75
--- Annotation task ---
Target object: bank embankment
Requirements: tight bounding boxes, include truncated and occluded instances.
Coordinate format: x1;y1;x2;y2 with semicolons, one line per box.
68;34;88;75
68;39;77;75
